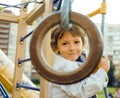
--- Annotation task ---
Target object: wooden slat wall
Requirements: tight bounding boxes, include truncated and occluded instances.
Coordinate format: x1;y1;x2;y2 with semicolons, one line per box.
0;21;10;55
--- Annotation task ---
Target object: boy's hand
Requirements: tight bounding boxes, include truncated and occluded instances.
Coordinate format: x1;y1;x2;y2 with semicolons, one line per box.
93;56;110;73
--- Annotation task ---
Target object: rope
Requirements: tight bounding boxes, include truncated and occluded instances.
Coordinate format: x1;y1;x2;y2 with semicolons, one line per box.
60;0;72;30
0;1;43;9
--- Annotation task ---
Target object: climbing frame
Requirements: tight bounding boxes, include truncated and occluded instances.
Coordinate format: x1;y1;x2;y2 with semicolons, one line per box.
0;0;107;98
0;0;51;98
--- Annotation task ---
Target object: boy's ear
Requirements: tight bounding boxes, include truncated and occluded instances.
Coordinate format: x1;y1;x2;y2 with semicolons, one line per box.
55;49;60;54
55;48;59;54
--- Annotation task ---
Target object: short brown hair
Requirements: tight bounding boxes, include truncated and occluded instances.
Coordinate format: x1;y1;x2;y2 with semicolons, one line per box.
50;25;86;52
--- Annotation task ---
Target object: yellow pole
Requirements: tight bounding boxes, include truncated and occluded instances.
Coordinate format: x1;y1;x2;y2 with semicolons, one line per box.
87;8;101;17
87;2;106;17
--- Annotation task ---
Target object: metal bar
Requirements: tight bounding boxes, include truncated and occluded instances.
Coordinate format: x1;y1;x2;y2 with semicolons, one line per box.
16;83;40;91
0;82;9;98
0;3;20;9
20;31;33;42
87;8;101;17
0;1;43;9
57;0;63;11
18;58;31;64
101;14;105;36
100;0;109;98
104;87;109;98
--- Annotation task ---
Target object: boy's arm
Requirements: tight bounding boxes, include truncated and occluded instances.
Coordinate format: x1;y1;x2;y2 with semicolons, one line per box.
83;68;108;97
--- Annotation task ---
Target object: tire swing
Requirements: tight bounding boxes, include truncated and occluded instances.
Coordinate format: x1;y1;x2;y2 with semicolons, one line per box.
30;11;103;84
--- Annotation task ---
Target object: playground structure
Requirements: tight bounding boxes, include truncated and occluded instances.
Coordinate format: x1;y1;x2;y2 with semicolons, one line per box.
0;49;39;98
0;0;107;98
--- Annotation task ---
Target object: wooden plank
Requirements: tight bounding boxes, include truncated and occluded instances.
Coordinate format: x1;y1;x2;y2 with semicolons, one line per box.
0;21;10;55
12;4;27;98
0;13;18;23
26;3;45;25
40;0;53;98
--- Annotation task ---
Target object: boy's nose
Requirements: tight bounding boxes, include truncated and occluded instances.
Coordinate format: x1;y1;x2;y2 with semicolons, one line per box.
69;44;75;50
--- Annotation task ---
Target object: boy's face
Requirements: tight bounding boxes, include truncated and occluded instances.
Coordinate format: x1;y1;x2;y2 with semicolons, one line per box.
56;31;83;61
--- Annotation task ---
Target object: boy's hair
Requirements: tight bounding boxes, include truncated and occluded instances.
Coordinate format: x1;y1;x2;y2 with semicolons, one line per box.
50;24;86;52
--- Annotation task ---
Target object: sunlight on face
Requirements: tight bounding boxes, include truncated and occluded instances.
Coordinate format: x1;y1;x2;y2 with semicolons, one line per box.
56;31;83;61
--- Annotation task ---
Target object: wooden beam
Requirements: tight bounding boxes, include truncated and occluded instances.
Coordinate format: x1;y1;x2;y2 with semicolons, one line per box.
26;3;45;25
0;13;19;23
40;0;53;98
12;4;27;98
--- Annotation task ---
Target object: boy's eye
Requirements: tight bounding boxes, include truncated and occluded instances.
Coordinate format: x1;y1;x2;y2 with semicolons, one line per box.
74;41;80;44
62;42;67;45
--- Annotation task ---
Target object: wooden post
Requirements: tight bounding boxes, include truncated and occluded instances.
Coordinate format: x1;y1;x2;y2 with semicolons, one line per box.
12;1;27;98
40;0;53;98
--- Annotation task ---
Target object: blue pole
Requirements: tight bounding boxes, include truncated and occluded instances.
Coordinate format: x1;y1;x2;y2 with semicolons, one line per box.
101;0;109;98
0;82;9;98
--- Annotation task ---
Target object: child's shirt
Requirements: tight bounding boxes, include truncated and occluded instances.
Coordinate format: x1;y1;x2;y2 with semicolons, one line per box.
49;55;108;98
